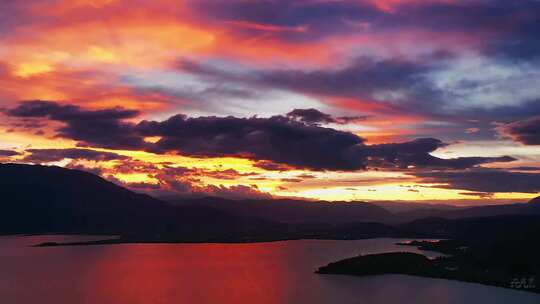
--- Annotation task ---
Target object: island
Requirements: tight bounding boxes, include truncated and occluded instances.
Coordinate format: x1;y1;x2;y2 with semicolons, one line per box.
316;239;540;294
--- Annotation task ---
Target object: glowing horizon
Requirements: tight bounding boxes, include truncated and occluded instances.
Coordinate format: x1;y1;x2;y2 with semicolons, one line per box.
1;0;539;202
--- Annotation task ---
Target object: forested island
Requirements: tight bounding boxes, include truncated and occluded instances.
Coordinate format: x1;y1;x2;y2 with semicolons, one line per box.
316;239;540;294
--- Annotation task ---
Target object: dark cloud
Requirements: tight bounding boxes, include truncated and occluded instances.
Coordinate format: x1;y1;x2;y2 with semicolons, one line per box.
190;0;540;60
252;54;540;128
6;101;517;171
6;100;145;150
139;116;507;171
0;149;19;157
136;113;366;171
258;56;440;102
112;160;159;174
253;160;292;171
280;178;303;183
296;173;317;179
507;167;540;172
459;192;494;199
174;55;451;123
6;100;138;120
358;138;516;169
361;138;516;170
497;116;540;145
188;0;373;41
479;2;540;61
172;52;540;144
416;169;540;193
335;115;369;124
287;108;367;125
22;148;130;163
124;182;162;190
287;108;335;125
173;1;540;137
175;54;440;102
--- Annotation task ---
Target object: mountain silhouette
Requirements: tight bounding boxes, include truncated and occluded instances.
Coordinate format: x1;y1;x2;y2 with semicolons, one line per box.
0;163;280;240
167;196;394;225
395;197;540;222
529;196;540;204
2;163;539;243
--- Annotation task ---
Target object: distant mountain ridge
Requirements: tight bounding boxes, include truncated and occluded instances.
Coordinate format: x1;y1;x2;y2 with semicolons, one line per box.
530;196;540;204
394;198;540;222
165;195;540;224
1;163;539;244
0;163;281;240
167;196;395;225
370;201;463;213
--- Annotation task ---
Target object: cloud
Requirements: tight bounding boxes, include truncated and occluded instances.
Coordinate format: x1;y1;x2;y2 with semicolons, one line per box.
136;113;366;171
252;160;293;171
198;184;273;200
66;157;271;199
200;168;259;180
6;100;145;150
6;100;139;120
415;169;540;193
257;56;439;101
138;115;508;171
280;178;303;183
0;149;19;157
287;108;336;125
22;148;130;163
362;138;516;170
173;55;439;107
112;159;159;174
188;0;533;46
137;166;272;199
123;182;162;190
286;108;367;125
171;49;540;137
64;163;106;176
6;101;517;171
458;191;494;199
497;116;540;145
296;173;317;179
465;128;480;134
159;165;259;180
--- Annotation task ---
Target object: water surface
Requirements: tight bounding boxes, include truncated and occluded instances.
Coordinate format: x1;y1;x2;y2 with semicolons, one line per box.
1;236;538;304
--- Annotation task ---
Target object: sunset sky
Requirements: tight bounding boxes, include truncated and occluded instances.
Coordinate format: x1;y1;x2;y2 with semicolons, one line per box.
1;0;539;203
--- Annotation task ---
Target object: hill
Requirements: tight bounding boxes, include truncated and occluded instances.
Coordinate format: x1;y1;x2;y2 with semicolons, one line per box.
0;163;399;242
0;163;280;241
2;163;538;244
167;196;395;225
397;197;540;222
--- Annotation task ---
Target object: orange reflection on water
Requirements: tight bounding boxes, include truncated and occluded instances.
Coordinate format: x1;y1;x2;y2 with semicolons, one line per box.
88;243;295;304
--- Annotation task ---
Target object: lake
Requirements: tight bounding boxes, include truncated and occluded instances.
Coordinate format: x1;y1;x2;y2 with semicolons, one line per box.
1;235;538;304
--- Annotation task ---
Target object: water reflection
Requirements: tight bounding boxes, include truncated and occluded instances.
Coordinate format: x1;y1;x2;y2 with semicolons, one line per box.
0;236;538;304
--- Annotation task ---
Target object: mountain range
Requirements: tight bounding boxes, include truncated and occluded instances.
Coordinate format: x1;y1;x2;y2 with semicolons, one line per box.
1;163;539;243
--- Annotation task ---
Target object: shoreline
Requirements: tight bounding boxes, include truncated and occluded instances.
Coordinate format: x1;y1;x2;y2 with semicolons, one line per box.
316;240;540;295
30;235;441;247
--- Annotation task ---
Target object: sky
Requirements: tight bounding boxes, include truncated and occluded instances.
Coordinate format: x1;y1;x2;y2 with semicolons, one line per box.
0;0;539;203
